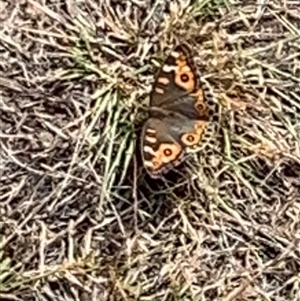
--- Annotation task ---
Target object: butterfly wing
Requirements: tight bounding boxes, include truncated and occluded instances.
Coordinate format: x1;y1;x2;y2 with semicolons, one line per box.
141;111;208;177
141;43;215;177
150;43;198;107
150;43;214;120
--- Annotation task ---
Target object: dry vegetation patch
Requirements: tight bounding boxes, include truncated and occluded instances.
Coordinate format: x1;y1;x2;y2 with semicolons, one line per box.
1;0;300;300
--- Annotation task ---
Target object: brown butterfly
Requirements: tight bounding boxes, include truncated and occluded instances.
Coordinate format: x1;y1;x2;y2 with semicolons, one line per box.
141;43;217;178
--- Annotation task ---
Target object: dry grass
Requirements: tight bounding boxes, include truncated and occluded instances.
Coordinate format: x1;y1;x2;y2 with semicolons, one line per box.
1;0;300;300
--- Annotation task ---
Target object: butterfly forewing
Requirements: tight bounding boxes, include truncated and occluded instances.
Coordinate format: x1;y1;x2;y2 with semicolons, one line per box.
150;44;198;108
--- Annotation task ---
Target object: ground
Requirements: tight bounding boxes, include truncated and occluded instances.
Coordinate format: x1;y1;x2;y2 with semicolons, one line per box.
1;0;300;300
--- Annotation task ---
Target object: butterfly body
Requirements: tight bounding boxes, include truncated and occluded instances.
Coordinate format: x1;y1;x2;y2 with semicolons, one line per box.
141;44;216;178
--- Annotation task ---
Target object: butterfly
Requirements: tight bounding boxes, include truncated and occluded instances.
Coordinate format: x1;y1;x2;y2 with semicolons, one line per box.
141;43;217;178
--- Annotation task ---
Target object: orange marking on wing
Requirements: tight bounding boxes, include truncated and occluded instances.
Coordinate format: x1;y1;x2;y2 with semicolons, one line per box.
157;77;170;85
191;89;208;116
144;135;157;143
174;57;195;91
146;128;156;134
170;51;180;58
180;121;207;147
154;87;165;94
144;143;182;171
181;133;201;146
162;65;176;72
